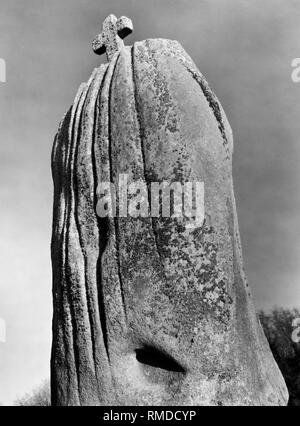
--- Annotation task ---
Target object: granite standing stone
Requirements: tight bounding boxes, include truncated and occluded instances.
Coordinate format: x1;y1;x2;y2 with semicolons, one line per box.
51;15;288;406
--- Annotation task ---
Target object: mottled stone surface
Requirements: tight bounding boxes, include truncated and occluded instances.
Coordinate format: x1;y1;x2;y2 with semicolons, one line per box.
92;14;133;61
51;39;288;405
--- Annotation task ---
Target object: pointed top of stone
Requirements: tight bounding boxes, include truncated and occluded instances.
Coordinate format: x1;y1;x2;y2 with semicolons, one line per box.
92;14;133;62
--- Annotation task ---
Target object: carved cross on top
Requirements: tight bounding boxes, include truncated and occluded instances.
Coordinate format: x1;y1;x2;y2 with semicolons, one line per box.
92;14;133;61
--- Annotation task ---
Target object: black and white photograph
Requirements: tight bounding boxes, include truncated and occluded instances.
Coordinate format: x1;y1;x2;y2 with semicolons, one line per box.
0;0;300;412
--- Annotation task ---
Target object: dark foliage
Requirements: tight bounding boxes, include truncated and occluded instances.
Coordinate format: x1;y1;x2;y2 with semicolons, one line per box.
259;307;300;406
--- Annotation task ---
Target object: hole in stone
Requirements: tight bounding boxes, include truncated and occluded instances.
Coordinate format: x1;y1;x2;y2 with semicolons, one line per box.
135;346;185;373
99;216;110;253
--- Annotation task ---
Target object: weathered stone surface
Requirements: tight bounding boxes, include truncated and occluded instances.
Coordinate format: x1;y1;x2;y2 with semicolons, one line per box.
92;14;133;61
51;38;288;405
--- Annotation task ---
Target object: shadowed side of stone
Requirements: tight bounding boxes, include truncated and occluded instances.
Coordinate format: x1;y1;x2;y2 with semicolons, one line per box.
51;39;288;405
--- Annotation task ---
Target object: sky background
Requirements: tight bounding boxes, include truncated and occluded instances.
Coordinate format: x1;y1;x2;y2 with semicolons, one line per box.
0;0;300;405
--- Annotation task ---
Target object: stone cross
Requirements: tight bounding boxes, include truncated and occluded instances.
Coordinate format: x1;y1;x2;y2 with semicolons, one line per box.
92;14;133;61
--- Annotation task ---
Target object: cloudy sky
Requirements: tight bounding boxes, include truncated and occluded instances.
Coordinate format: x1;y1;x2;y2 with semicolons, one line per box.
0;0;299;405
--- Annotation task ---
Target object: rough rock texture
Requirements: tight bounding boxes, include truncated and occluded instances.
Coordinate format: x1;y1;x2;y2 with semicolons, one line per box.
92;14;133;61
51;39;288;405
